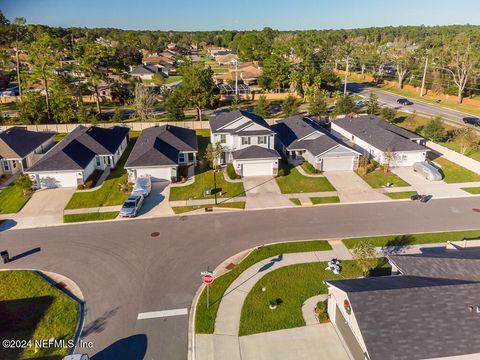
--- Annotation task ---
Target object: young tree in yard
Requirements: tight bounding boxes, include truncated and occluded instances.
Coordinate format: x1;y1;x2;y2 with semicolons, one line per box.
383;147;397;173
205;143;224;168
50;78;78;123
352;240;377;277
165;89;186;121
366;93;380;115
152;73;166;87
379;107;397;122
134;83;156;121
334;95;355;116
254;95;270;118
282;95;298;117
423;117;447;142
453;127;479;155
17;91;47;124
308;93;328;118
15;174;32;196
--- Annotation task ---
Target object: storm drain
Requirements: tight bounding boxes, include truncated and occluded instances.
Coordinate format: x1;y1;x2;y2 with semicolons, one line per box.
150;232;160;237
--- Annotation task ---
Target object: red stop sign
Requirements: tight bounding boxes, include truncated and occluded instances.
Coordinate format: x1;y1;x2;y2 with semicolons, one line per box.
203;274;214;284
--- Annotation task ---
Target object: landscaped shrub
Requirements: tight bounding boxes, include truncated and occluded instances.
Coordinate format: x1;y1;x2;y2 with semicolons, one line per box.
227;163;239;180
277;168;285;177
301;161;320;175
315;300;329;323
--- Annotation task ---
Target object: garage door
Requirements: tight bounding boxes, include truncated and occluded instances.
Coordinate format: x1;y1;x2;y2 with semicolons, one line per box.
36;172;78;188
241;162;273;177
321;157;354;171
334;305;366;360
135;167;173;182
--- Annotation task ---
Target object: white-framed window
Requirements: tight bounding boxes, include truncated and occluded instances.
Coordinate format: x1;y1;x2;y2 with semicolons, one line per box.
220;134;226;144
242;137;251;145
258;136;266;145
179;153;185;163
12;161;17;169
3;162;9;171
96;157;101;167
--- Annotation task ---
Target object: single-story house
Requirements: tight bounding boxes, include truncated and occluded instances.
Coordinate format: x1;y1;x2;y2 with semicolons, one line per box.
209;110;280;177
0;127;56;176
129;65;167;81
330;115;427;167
273;116;360;171
326;248;480;360
216;53;238;65
125;125;198;183
27;126;130;188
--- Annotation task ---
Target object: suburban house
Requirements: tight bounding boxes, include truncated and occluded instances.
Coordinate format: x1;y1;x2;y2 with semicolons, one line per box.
0;127;56;176
209;110;280;177
26;126;130;188
125;125;198;183
273;116;360;171
326;248;480;360
330;115;427;167
129;64;168;81
216;53;238;65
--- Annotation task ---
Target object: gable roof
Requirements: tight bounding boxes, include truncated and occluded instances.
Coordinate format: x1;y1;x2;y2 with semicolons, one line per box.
125;125;197;168
130;65;160;75
333;115;426;152
209;110;274;136
27;126;129;172
232;145;280;160
0;127;55;159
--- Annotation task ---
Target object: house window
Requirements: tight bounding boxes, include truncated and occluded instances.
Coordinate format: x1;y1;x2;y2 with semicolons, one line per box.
96;157;101;167
258;136;266;145
220;134;226;144
179;153;185;163
242;137;251;145
188;153;194;162
12;161;17;169
3;162;9;171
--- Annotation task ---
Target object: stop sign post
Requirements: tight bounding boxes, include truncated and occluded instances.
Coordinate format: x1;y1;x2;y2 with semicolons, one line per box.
202;274;214;284
201;270;215;309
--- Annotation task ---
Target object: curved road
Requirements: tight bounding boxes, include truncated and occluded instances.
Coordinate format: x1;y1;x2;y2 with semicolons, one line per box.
1;197;480;359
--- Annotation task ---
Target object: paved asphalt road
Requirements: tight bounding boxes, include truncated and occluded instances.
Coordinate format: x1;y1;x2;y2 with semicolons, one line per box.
347;82;479;126
1;197;480;359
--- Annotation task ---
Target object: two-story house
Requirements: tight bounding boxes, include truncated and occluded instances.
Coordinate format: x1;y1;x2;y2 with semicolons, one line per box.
125;124;198;183
209;110;280;177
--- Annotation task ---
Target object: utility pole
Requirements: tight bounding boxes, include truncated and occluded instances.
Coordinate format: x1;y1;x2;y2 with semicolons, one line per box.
343;55;350;95
420;55;428;97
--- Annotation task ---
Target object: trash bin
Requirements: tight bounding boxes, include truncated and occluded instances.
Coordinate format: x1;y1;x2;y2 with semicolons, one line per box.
1;250;10;264
204;187;211;196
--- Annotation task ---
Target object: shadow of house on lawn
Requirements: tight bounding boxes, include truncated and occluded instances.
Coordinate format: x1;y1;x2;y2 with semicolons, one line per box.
0;296;53;360
91;334;147;360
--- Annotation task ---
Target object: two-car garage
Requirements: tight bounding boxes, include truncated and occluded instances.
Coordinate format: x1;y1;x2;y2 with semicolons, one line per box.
129;167;175;182
239;161;275;177
30;171;79;188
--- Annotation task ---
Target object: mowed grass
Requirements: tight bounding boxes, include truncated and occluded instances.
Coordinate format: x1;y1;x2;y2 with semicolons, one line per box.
64;132;139;209
239;259;390;335
433;157;480;183
342;229;480;249
0;184;31;214
172;202;245;214
360;169;410;188
276;166;335;194
310;196;340;204
0;271;79;360
195;240;332;334
63;211;119;223
462;187;480;194
386;191;418;199
289;198;301;206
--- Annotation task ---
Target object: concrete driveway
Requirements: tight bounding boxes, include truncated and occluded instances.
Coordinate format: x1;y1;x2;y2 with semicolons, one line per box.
324;171;388;202
13;187;76;229
137;181;173;217
243;176;292;210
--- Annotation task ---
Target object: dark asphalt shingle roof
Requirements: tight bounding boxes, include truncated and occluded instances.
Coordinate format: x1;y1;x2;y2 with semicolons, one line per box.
0;127;55;159
232;145;280;160
209;110;274;135
130;65;161;75
27;126;129;172
333;115;426;152
125;125;197;167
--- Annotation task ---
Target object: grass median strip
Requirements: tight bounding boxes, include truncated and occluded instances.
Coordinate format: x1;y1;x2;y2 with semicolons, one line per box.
172;202;245;214
63;211;119;223
433;157;480;183
386;191;418;199
276;166;335;194
310;196;340;204
462;187;480;194
0;270;79;360
289;198;301;206
360;169;410;188
195;240;332;334
342;229;480;249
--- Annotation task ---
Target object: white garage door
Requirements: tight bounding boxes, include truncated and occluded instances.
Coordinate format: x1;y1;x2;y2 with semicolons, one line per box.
135;167;173;182
321;157;354;171
36;172;78;188
241;162;273;177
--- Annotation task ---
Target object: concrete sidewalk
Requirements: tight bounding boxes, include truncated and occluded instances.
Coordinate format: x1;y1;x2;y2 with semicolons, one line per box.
170;197;247;207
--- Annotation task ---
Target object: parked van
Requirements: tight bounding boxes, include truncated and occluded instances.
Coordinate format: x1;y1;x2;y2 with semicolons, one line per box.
413;162;443;181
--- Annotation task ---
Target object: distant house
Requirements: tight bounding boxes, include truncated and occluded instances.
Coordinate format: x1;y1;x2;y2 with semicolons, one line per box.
129;65;167;81
330;115;427;167
326;248;480;360
27;126;129;188
125;125;198;183
273;116;360;171
216;53;238;65
0;127;56;177
209;110;280;177
210;48;234;59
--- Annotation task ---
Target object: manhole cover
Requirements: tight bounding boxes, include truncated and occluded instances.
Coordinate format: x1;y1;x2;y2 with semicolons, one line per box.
473;208;480;213
150;232;160;237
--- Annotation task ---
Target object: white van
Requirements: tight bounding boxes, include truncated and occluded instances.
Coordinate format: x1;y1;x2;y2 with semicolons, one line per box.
413;162;443;181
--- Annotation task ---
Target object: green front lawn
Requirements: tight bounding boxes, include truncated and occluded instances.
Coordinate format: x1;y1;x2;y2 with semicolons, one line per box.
360;169;410;188
0;271;79;360
342;229;480;249
310;196;340;204
0;184;31;214
172;201;245;214
462;187;480;194
63;211;119;223
64;132;139;209
239;259;390;336
166;75;182;84
289;198;301;206
195;240;332;334
434;157;480;183
169;169;245;201
276;165;335;194
386;191;418;199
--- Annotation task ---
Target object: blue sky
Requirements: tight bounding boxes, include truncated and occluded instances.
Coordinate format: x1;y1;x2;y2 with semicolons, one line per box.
2;0;480;31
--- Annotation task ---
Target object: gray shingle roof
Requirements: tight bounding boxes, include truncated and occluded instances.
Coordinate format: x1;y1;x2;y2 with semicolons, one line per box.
125;125;197;167
209;110;274;135
232;145;280;160
27;126;129;172
130;65;164;76
333;115;426;152
0;127;55;159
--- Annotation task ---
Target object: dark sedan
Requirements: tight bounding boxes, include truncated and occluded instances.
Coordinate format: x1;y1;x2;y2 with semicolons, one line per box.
463;117;480;126
397;98;414;105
